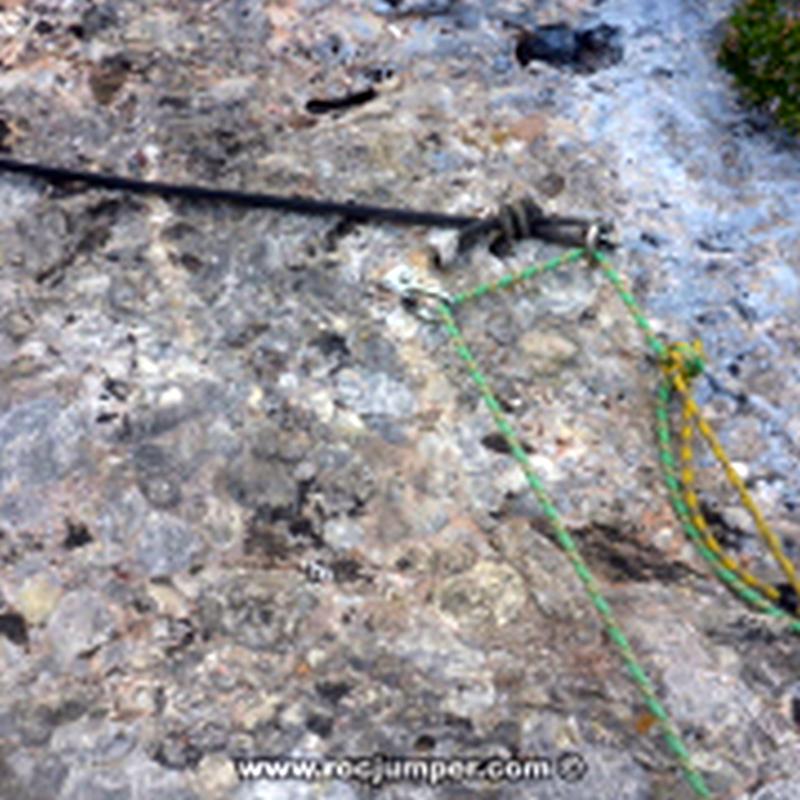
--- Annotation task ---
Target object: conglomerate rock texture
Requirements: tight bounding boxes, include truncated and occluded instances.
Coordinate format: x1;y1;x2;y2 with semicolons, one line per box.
1;1;799;799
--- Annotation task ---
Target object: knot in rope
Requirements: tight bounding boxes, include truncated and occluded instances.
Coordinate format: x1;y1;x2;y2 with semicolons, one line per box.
661;340;705;386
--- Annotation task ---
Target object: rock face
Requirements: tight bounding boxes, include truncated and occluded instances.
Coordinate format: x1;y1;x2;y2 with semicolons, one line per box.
0;1;799;799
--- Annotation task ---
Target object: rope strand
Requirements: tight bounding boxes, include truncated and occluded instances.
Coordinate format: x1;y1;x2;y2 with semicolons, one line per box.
428;246;800;799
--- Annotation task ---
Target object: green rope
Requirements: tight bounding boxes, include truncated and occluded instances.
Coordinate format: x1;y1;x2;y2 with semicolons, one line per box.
431;245;800;797
449;248;585;305
436;248;712;798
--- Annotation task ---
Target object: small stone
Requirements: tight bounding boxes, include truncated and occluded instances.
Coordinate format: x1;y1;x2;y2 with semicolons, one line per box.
334;369;416;418
434;561;526;628
191;753;238;799
518;329;579;376
136;517;202;577
47;589;116;663
425;229;460;269
508;112;549;145
308;389;335;424
322;518;365;551
222;455;296;511
788;414;800;448
147;583;190;617
89;53;131;105
2;308;35;341
238;692;282;730
729;461;749;480
17;574;63;626
136;464;183;510
537;171;566;198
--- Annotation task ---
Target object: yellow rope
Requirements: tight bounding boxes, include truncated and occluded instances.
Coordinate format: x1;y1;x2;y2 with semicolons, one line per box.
677;384;781;604
661;341;800;609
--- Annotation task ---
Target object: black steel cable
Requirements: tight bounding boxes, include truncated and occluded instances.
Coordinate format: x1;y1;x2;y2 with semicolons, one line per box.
0;155;613;250
0;156;478;229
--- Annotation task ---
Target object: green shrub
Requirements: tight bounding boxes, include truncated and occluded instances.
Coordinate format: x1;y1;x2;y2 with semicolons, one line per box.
718;0;800;134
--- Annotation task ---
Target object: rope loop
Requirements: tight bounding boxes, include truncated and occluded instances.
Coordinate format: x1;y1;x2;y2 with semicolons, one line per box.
492;196;544;247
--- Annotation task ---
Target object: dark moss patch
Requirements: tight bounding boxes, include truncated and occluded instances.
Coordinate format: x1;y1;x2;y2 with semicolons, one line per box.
719;0;800;134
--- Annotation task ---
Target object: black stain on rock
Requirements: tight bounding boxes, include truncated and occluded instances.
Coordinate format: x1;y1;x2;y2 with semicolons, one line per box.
243;506;294;562
375;0;457;17
576;24;625;72
571;523;693;584
311;331;351;364
162;617;196;656
331;558;368;584
0;118;12;150
102;376;131;402
515;23;623;73
34;19;55;35
323;217;359;251
305;87;377;114
516;24;577;66
315;680;353;705
774;582;799;616
792;691;800;729
481;431;534;455
75;198;128;256
151;731;203;771
63;518;93;549
89;53;132;105
305;712;334;738
0;611;29;646
73;3;119;39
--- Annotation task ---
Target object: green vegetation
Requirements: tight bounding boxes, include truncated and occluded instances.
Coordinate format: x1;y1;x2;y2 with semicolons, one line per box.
718;0;800;134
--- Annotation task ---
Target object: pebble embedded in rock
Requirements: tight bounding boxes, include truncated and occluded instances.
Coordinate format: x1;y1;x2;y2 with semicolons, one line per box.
135;517;203;578
518;329;580;376
434;560;526;628
17;574;63;626
334;368;417;419
46;589;116;664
